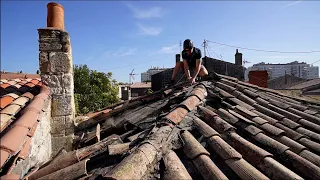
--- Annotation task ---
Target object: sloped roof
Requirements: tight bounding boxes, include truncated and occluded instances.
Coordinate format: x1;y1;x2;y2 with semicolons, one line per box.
0;77;50;173
288;78;320;90
8;74;320;180
130;82;151;89
268;74;305;90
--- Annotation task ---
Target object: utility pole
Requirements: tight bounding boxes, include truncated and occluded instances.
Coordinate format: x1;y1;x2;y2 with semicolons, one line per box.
203;39;207;57
180;40;182;53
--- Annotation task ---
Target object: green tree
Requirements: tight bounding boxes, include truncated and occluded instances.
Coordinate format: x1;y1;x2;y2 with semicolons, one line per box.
74;64;120;115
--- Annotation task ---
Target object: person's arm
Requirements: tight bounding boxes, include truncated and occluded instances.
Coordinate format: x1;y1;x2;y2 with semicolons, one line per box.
192;59;202;79
183;59;191;79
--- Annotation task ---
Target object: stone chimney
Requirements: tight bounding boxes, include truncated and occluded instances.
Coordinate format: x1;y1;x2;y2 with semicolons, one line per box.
235;49;243;66
38;2;75;155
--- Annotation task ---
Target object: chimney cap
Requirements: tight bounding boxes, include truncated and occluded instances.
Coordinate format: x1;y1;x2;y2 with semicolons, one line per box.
47;2;64;9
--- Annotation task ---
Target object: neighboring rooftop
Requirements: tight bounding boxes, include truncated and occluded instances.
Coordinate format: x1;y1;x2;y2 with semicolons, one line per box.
130;82;152;89
0;77;50;172
19;73;320;180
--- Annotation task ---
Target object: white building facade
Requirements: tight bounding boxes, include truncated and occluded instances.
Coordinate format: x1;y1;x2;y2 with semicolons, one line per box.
245;61;319;81
141;67;168;82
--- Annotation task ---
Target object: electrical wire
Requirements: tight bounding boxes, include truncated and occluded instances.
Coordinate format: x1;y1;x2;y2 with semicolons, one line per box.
206;40;320;54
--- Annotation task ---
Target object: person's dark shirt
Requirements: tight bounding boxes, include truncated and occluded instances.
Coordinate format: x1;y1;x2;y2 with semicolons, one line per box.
181;47;202;68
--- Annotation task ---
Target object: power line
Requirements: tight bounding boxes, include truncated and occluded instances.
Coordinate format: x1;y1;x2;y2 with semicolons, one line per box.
206;43;223;59
206;40;320;54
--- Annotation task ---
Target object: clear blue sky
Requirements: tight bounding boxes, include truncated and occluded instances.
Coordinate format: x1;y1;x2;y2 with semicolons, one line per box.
1;1;320;83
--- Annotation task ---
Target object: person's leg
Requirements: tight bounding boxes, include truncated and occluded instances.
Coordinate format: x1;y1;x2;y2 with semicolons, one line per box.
171;62;184;81
199;65;208;77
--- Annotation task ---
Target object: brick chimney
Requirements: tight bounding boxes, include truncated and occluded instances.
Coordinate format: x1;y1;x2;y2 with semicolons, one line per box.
175;54;181;63
235;49;242;66
38;2;75;155
248;70;268;88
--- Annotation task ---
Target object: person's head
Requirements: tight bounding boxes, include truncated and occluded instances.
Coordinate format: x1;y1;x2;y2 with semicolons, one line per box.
183;39;194;55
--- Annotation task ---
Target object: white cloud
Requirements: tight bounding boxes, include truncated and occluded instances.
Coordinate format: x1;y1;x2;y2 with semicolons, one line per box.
149;44;180;56
137;23;162;36
125;3;165;19
112;48;137;57
283;0;303;8
86;56;94;61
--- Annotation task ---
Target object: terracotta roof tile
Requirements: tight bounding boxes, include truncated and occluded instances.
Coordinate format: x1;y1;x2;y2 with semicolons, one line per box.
0;150;10;168
281;150;320;180
279;118;301;129
192;155;228;180
25;82;36;88
0;125;29;153
0;96;15;109
0;114;13;132
299;137;320;154
274;136;306;154
299;149;320;167
298;119;320;133
0;173;20;180
11;96;29;106
260;123;285;136
274;123;305;140
12;84;21;89
181;130;210;159
253;133;290;155
1;83;11;89
18;136;32;159
1;104;21;115
256;157;302;180
21;92;35;99
15;110;39;129
296;127;320;142
227;132;272;165
28;122;39;137
4;93;20;99
225;158;269;179
6;81;16;85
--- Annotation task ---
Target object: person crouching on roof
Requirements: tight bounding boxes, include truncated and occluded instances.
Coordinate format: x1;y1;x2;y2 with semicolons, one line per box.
171;39;208;85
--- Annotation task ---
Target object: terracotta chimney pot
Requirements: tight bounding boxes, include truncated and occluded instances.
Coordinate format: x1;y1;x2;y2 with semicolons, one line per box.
47;2;65;30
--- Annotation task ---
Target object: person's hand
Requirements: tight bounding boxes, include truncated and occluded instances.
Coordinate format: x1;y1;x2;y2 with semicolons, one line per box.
190;77;196;84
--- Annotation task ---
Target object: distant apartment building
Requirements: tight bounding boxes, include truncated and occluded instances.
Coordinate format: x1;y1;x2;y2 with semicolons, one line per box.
245;61;319;81
141;67;168;82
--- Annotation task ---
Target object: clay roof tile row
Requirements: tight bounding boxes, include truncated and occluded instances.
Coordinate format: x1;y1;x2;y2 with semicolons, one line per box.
0;78;50;171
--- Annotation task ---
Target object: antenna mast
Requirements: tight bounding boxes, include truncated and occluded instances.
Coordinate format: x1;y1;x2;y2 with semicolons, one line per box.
203;39;207;57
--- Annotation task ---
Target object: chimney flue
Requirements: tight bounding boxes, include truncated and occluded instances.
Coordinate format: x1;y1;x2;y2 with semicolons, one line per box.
47;2;65;30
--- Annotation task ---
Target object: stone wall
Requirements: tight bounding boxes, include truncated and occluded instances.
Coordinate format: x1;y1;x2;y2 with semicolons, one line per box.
11;99;52;177
38;28;75;155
